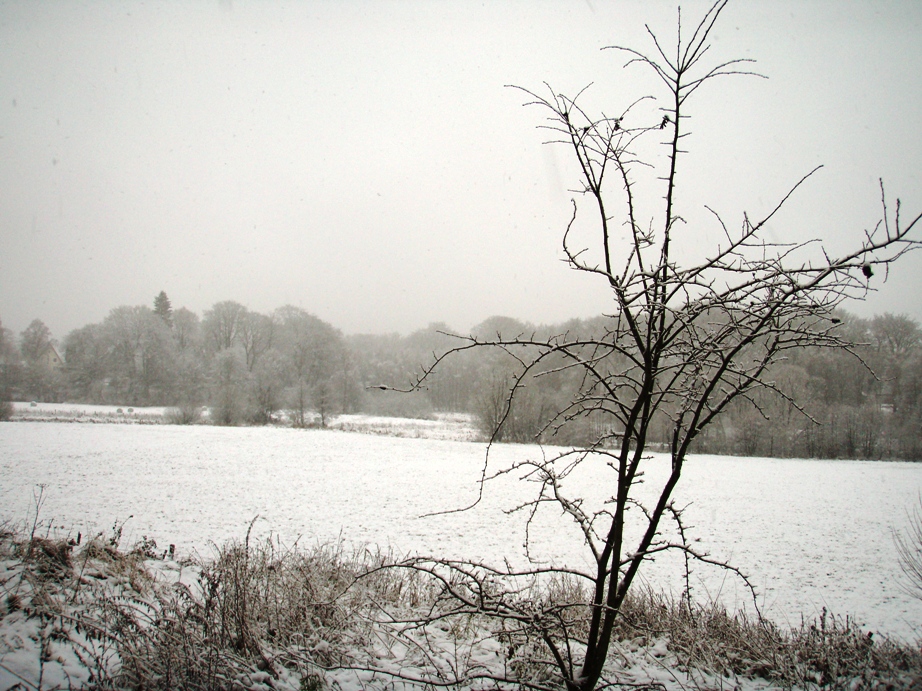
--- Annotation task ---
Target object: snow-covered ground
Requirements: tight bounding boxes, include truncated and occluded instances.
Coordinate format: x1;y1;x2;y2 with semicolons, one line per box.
10;401;170;423
1;416;921;645
0;535;801;691
9;402;480;440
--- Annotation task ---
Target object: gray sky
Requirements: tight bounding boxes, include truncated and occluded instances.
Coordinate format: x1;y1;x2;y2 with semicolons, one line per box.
1;0;920;341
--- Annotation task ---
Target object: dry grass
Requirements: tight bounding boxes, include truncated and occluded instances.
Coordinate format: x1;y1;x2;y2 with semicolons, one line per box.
2;524;921;690
430;571;922;689
610;588;922;688
0;523;440;690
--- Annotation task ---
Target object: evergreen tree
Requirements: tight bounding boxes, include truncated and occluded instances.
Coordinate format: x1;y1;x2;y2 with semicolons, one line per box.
153;291;173;327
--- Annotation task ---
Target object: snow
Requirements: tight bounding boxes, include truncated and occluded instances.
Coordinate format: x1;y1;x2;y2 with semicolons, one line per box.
10;401;169;423
0;539;787;691
0;538;202;691
9;403;480;440
1;416;921;648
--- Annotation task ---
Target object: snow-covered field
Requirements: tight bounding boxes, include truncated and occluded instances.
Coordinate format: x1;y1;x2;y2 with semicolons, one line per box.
10;401;171;424
9;402;480;440
1;413;921;644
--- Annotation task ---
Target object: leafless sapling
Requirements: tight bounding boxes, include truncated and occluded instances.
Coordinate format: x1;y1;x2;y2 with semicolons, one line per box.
384;2;920;689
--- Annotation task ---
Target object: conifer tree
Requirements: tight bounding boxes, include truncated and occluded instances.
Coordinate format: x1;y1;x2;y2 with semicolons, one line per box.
153;291;173;327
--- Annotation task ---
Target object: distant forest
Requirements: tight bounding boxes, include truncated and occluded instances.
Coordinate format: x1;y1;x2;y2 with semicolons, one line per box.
1;292;920;460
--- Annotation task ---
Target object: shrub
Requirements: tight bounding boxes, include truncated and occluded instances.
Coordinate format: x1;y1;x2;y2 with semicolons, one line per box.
896;498;922;601
165;404;202;425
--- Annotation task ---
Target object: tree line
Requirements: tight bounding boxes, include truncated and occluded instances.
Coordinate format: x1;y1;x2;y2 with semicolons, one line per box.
0;293;919;459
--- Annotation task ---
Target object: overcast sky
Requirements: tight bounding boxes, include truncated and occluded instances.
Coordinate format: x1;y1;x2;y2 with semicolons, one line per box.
1;0;920;341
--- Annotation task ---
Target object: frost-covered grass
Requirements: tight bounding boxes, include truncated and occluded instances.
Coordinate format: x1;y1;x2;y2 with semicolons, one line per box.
1;523;920;691
331;411;479;441
10;402;170;425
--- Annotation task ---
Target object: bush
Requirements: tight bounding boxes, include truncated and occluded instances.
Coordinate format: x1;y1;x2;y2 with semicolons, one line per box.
165;404;203;425
0;397;12;421
896;498;922;601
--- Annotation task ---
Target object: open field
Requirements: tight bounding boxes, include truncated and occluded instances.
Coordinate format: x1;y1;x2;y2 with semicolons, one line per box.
1;418;921;645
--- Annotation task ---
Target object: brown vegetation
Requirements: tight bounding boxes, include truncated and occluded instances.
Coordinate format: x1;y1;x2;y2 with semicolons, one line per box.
1;523;920;690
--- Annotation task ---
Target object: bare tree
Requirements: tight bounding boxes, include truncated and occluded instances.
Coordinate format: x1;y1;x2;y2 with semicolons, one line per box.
249;347;287;423
895;498;922;602
211;347;247;425
0;317;15;419
17;318;63;401
871;313;921;358
274;306;344;427
19;318;54;363
387;3;920;689
869;313;921;416
203;300;247;352
172;307;202;352
101;306;175;405
63;323;107;401
239;310;274;372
